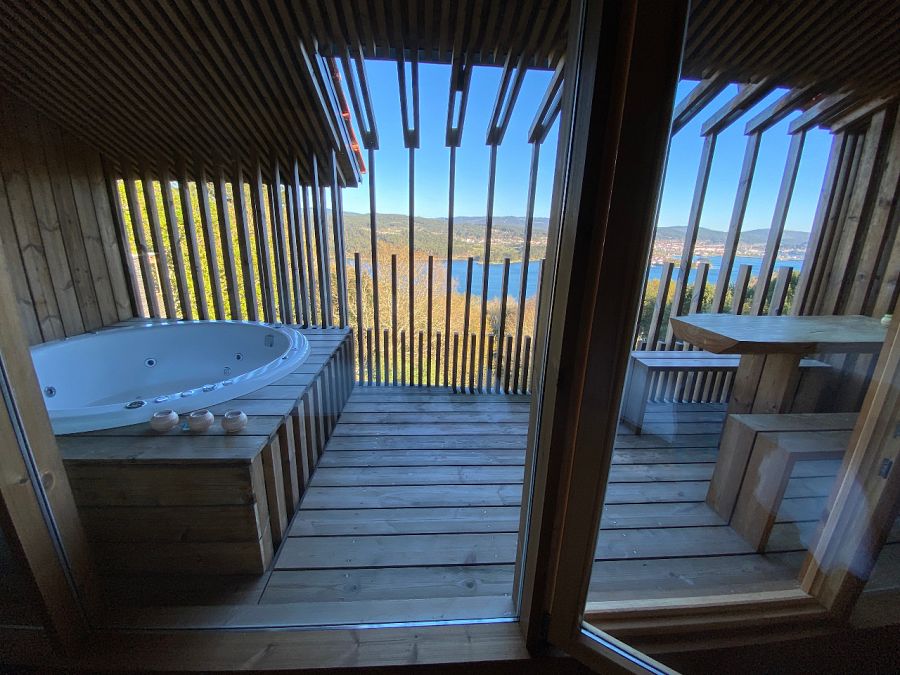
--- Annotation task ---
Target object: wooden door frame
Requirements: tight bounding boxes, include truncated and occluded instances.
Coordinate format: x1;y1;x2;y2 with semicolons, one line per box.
517;0;691;664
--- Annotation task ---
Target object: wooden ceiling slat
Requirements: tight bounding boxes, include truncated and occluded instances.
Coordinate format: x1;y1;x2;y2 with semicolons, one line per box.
1;0;896;185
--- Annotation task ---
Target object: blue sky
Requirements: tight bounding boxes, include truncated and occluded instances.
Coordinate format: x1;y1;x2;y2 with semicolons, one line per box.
341;61;832;235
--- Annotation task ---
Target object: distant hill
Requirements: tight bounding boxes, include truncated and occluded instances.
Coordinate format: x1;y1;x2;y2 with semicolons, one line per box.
655;226;810;249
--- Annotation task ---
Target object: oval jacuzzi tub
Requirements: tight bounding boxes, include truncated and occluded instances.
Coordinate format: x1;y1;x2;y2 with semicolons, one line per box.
30;321;310;434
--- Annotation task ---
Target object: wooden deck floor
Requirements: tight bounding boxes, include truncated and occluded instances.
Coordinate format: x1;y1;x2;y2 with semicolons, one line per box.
95;388;899;628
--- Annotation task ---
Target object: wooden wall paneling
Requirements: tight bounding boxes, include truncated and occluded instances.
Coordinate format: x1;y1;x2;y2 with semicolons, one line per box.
872;227;900;318
845;106;900;314
159;173;193;320
140;172;176;319
215;169;241;320
817;110;890;315
195;168;227;320
177;164;209;320
460;256;474;389
40;122;106;332
805;135;861;314
233;165;258;321
251;162;277;322
664;134;716;347
711;132;762;312
0;173;43;346
123;174;160;318
90;154;135;322
750;130;806;315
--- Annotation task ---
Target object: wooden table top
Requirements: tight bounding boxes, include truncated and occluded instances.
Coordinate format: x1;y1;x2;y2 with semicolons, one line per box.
670;314;886;355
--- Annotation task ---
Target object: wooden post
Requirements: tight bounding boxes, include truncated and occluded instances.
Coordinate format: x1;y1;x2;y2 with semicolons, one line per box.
232;163;259;321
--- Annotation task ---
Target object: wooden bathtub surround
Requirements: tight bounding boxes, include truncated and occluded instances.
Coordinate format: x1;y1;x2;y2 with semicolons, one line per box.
55;327;353;575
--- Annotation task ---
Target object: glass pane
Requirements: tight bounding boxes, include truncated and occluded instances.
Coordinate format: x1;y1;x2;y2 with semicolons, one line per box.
581;69;899;652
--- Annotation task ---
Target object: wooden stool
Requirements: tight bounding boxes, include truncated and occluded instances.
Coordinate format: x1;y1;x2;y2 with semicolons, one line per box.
731;428;851;551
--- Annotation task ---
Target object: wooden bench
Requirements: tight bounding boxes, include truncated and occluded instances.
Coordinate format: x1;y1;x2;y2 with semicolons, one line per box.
731;428;852;551
621;350;830;433
707;412;857;521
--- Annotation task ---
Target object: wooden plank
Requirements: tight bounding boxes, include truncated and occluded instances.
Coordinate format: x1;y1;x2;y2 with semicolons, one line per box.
336;411;531;424
318;449;527;467
123;174;160;317
262;565;515;604
300;484;523;509
290;506;521;537
215;168;241;319
78;504;263;543
276;532;518;569
312;466;524;486
330;422;527;437
233;164;259;321
159;173;192;319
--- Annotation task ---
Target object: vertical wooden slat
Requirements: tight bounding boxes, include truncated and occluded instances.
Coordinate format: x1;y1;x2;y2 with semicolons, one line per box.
665;135;716;346
451;331;459;392
645;261;674;350
400;330;406;388
310;156;332;325
178;168;208;319
391;253;398;385
354;252;365;382
329;151;348;327
160;173;192;319
679;261;710;400
477;144;499;387
732;263;752;314
251;162;276;322
301;185;319;325
461;256;474;387
196;168;226;320
522;335;532;394
514;142;540;392
711;132;762;312
417;330;424;386
367;147;381;383
426;255;433;386
792;134;847;316
123;174;160;318
494;257;511;392
93;155;135;321
215;169;241;320
750;131;806;315
269;163;293;324
284;183;304;324
319;184;333;324
383;327;390;387
232;164;259;321
468;333;476;393
433;330;442;387
408;147;416;384
443;145;457;386
365;327;373;385
769;265;793;316
503;334;513;394
140;172;176;319
486;333;495;394
290;159;311;325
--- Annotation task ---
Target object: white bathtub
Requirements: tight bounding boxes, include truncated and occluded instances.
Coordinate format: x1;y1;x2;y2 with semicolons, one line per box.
30;321;310;434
